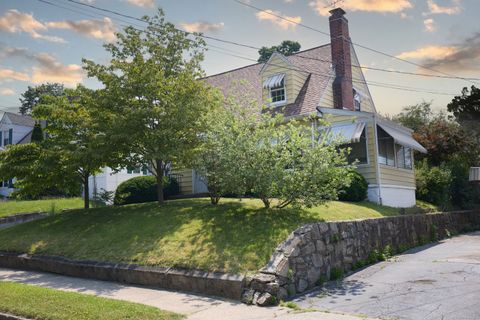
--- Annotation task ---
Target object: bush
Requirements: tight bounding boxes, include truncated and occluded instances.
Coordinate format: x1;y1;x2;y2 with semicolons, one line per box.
415;159;452;209
114;176;180;206
338;170;368;202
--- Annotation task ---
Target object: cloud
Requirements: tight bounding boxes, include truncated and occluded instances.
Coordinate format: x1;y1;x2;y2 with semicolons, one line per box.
180;21;225;33
310;0;412;16
0;87;15;95
424;18;436;32
126;0;155;7
31;53;83;86
255;10;302;30
47;17;116;42
424;0;461;15
0;10;65;43
0;69;30;81
0;46;83;86
396;32;480;73
396;45;458;59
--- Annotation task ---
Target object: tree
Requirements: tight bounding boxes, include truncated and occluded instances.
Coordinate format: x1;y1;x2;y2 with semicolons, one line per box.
19;83;64;115
258;40;301;63
447;85;480;143
30;123;44;143
33;86;115;209
393;102;432;132
83;9;221;205
195;95;352;208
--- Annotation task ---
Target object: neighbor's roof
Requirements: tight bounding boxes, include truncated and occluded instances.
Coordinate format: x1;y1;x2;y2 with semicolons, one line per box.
204;44;333;117
2;112;35;127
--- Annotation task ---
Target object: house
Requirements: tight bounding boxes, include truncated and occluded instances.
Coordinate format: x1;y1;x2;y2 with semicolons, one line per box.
177;8;427;208
0;112;36;197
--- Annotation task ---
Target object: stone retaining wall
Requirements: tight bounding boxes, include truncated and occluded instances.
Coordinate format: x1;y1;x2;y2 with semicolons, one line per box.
0;312;30;320
243;211;480;305
0;253;244;300
0;212;46;229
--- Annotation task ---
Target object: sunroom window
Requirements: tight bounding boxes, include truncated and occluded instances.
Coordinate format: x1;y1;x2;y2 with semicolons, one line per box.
344;128;368;164
378;126;395;166
396;144;412;170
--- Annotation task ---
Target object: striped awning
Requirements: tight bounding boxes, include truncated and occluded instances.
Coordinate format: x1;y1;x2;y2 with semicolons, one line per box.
320;122;366;144
263;73;285;89
377;122;427;153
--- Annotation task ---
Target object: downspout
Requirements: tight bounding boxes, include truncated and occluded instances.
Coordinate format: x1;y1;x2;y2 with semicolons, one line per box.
373;114;383;205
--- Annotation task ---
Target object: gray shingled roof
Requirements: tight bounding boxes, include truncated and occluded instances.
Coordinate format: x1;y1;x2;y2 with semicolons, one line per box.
2;112;35;127
204;44;333;117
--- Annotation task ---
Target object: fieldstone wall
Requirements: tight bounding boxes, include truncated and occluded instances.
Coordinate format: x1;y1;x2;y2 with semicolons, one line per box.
243;211;480;305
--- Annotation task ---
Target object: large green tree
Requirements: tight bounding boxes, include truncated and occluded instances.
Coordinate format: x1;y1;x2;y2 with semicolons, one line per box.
33;86;116;209
447;85;480;144
258;40;301;63
83;9;221;205
19;83;64;115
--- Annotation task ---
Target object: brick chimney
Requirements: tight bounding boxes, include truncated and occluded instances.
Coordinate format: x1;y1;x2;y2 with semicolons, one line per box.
329;8;354;110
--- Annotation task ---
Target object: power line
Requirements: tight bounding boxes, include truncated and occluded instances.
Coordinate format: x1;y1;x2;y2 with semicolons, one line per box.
232;0;479;85
34;0;462;96
56;0;480;82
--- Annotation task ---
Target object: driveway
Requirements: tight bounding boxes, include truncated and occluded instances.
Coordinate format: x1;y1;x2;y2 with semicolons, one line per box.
294;231;480;320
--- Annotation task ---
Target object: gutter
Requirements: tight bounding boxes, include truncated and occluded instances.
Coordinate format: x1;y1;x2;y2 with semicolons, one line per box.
373;113;383;205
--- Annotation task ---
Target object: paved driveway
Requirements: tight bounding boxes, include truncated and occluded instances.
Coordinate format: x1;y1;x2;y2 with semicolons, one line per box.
294;231;480;320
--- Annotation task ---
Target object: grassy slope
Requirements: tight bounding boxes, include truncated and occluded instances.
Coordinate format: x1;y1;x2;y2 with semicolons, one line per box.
0;281;183;320
0;198;83;218
0;198;408;273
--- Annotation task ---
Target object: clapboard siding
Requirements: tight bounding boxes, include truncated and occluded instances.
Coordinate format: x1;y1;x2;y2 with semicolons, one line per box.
380;165;415;188
171;169;193;195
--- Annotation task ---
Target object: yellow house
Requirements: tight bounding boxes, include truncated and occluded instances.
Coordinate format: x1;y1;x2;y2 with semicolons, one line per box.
175;8;427;208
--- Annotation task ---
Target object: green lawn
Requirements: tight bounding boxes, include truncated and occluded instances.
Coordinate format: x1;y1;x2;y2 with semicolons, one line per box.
0;198;83;218
0;198;418;274
0;281;183;320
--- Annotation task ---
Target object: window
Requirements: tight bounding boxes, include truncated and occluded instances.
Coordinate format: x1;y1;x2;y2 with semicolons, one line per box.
127;167;141;174
353;89;361;111
269;78;286;104
377;127;395;166
343;128;368;164
3;130;9;146
396;144;412;170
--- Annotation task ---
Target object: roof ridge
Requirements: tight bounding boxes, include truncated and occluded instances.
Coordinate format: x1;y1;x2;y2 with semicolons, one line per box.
203;43;331;79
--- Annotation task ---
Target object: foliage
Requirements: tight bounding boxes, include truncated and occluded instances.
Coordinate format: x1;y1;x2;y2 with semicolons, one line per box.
393;102;432;132
83;9;221;205
258;40;301;63
0;198;408;274
0;282;183;320
415;159;452;209
30;123;44;143
338;170;368;202
0;143;80;200
447;85;480;144
33;85;116;209
195;95;353;208
114;176;180;206
330;267;344;280
93;189;115;205
19;83;64;115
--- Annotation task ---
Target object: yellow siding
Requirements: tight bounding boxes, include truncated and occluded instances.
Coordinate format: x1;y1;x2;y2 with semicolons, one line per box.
380;165;415;188
350;45;376;113
262;55;308;105
318;77;334;108
356;122;377;185
171;168;193;195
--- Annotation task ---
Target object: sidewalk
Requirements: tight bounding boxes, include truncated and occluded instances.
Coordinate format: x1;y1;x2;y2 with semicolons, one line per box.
0;268;377;320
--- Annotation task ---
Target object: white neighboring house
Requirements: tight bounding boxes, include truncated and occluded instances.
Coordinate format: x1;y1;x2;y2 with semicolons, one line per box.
88;167;148;200
0;112;35;197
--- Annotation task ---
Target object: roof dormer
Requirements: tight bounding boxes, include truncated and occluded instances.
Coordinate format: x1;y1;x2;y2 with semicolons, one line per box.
260;52;308;107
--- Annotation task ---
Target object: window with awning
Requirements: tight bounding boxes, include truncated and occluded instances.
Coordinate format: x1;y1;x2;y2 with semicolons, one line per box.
263;74;286;105
320;122;368;164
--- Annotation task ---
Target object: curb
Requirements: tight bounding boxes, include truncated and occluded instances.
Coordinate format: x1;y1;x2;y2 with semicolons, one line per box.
0;252;245;300
0;312;31;320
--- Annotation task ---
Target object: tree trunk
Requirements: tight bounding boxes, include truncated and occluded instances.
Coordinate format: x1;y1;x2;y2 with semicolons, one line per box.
261;197;270;209
83;173;90;209
155;159;165;205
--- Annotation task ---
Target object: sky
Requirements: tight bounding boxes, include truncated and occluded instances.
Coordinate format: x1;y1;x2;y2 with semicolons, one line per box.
0;0;479;116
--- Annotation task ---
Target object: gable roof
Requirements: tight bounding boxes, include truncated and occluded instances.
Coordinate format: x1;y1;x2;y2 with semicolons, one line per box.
17;130;33;144
204;44;333;118
1;112;35;127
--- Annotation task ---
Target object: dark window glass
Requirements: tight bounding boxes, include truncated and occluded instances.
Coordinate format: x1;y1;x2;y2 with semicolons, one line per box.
270;78;285;103
378;127;395;166
343;128;368;164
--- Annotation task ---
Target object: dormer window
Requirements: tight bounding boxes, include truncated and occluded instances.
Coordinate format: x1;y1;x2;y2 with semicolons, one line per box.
263;73;286;106
353;89;361;111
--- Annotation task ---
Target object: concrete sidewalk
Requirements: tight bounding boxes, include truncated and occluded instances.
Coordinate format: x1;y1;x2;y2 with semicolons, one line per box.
0;268;375;320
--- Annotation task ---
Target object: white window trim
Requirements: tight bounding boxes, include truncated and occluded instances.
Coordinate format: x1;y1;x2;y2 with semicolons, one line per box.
268;73;287;107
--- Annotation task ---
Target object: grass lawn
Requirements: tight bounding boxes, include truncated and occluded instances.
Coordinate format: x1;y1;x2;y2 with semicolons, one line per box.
0;198;83;218
0;198;422;274
0;281;183;320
